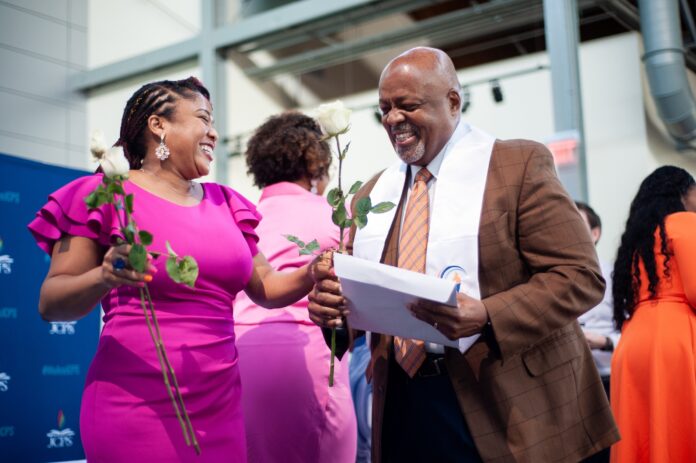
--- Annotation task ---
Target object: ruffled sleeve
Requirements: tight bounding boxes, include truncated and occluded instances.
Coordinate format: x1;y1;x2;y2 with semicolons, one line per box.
28;174;124;255
216;184;262;256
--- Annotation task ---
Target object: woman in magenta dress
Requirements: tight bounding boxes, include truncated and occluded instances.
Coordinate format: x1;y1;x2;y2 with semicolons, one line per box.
28;78;328;462
234;112;356;463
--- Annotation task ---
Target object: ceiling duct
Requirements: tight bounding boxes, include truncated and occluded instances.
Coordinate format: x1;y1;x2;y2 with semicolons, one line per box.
639;0;696;150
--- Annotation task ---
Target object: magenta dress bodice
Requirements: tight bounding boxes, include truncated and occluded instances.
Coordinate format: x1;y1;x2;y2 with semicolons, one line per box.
29;174;260;462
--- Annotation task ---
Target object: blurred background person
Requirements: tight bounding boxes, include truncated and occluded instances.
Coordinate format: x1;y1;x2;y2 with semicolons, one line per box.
575;201;620;463
575;201;620;390
28;78;328;462
233;112;357;463
350;334;373;463
610;166;696;463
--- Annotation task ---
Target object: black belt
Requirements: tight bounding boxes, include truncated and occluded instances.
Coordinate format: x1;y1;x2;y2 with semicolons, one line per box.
415;354;447;378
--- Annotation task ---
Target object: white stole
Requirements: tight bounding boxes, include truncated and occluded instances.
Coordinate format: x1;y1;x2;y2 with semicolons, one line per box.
354;122;495;305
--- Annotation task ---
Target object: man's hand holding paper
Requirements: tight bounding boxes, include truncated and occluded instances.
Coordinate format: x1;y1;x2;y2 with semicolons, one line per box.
409;291;489;341
308;253;482;352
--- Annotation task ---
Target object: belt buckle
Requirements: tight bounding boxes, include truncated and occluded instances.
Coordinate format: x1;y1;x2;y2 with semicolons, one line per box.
417;356;446;378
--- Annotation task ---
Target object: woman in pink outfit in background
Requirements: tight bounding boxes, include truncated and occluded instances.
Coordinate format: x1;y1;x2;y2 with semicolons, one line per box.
29;78;330;462
234;112;357;463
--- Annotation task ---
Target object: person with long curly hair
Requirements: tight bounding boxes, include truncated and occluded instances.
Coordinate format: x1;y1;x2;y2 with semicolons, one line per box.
233;112;357;463
610;165;696;463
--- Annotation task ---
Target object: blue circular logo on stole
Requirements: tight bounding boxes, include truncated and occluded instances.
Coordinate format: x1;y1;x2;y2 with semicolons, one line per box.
439;265;466;292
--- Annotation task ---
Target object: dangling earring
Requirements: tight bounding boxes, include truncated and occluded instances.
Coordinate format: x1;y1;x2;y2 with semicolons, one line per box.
310;178;318;194
155;133;170;161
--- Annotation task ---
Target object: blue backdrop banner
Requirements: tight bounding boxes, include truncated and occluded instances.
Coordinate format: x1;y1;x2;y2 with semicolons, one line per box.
0;153;99;462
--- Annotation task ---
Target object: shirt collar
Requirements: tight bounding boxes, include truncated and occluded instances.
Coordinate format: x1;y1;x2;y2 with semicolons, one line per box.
408;120;467;184
259;181;312;200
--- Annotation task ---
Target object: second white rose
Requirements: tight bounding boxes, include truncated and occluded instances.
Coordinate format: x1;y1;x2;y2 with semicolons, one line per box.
100;146;130;178
316;100;351;137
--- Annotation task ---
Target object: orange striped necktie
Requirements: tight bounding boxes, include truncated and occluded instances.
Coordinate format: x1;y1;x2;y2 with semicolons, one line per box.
394;167;433;377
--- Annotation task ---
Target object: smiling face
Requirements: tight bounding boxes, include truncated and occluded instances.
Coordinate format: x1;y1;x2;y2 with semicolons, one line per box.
378;49;461;166
158;93;218;179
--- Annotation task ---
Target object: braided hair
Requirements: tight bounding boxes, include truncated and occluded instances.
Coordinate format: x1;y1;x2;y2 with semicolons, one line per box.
612;165;695;329
114;77;210;169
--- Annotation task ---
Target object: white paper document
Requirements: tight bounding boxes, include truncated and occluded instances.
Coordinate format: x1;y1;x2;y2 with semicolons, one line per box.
334;253;480;352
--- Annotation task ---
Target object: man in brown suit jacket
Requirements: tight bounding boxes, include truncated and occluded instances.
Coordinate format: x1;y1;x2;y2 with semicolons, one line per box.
308;47;619;462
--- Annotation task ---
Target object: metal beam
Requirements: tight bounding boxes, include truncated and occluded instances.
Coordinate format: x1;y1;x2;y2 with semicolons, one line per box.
245;0;546;80
237;0;451;53
200;0;230;183
69;38;201;92
544;0;588;200
210;0;380;49
70;0;380;92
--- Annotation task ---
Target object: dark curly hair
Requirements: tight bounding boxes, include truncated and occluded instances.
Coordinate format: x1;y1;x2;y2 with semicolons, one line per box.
113;77;210;169
245;112;331;188
612;165;695;329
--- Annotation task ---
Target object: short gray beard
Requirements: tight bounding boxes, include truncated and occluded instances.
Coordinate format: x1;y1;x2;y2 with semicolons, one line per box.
396;140;425;164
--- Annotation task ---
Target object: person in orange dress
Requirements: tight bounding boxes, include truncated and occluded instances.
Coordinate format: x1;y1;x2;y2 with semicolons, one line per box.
610;165;696;463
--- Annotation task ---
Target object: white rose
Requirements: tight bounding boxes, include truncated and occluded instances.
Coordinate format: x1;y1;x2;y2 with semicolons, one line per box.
315;100;351;136
100;146;130;178
90;129;108;160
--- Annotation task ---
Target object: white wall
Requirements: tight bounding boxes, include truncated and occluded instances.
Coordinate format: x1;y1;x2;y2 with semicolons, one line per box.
87;0;200;68
0;0;87;169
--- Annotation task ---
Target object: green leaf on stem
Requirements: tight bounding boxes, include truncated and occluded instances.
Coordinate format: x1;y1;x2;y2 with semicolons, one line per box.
371;201;396;214
85;186;112;209
332;203;348;228
124;223;136;244
107;182;125;196
125;194;134;214
354;213;367;229
326;188;342;208
165;256;178;282
304;239;320;253
85;191;99;209
139;230;153;246
285;234;306;248
100;189;113;205
167;255;199;288
355;197;372;216
165;241;179;257
129;243;148;272
348;180;363;195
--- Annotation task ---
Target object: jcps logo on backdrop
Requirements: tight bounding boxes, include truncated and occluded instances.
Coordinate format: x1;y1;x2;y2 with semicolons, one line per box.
0;238;13;275
0;372;10;392
49;322;77;335
47;411;74;449
0;307;17;319
0;191;20;204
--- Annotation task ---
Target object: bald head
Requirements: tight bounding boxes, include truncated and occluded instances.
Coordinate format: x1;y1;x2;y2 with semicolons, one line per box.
378;47;462;166
380;47;461;95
